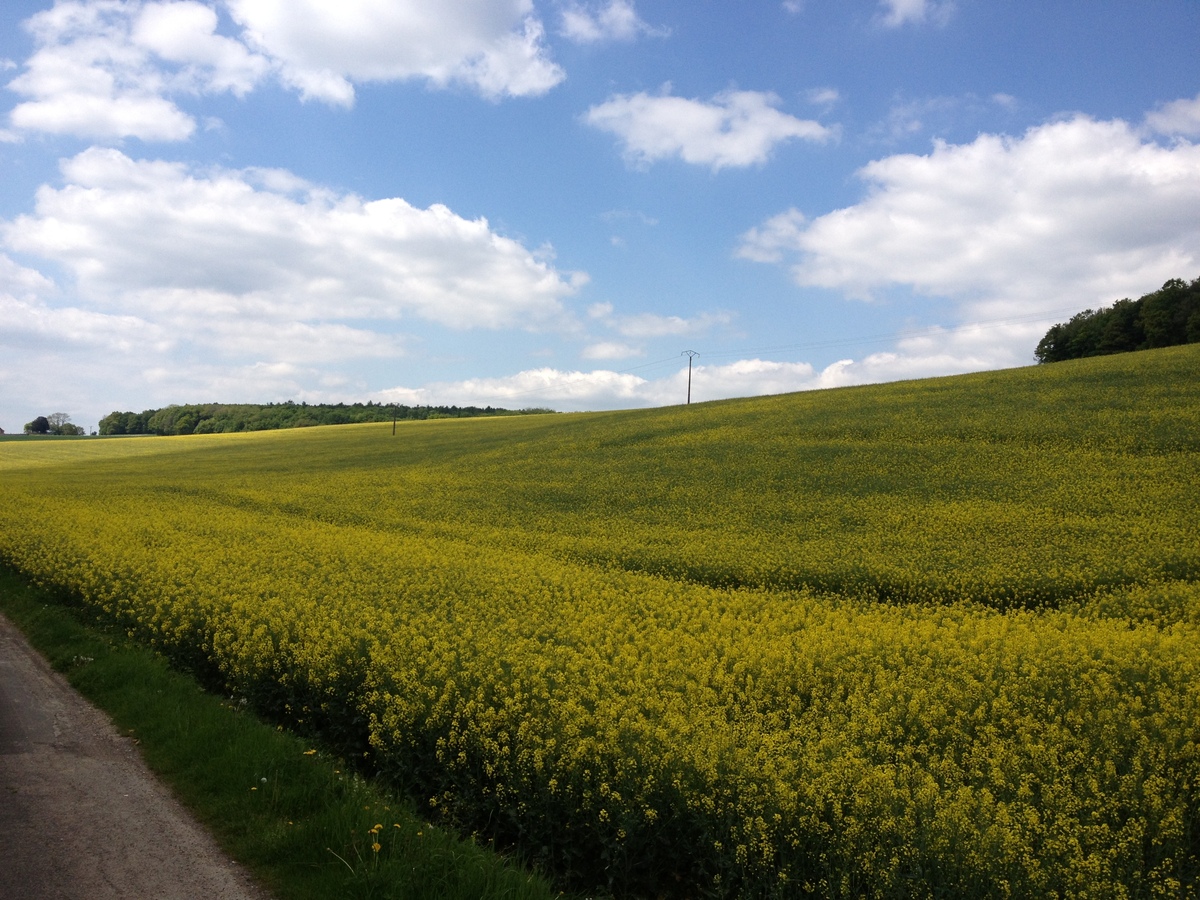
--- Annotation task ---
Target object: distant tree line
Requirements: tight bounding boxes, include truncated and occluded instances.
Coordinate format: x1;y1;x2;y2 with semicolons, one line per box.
24;413;85;435
98;401;554;436
1035;277;1200;364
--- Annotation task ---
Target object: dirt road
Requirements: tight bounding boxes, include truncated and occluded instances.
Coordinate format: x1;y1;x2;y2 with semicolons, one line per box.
0;613;271;900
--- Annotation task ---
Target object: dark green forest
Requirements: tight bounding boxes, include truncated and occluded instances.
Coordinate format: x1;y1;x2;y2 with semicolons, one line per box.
1035;277;1200;363
98;401;553;436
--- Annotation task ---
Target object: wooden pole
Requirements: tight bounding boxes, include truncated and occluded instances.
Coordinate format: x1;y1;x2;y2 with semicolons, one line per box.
682;350;698;404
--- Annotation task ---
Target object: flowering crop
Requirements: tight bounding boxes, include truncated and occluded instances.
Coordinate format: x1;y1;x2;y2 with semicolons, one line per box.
2;346;1199;898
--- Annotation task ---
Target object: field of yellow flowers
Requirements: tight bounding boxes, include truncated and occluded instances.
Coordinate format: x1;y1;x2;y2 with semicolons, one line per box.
2;345;1199;898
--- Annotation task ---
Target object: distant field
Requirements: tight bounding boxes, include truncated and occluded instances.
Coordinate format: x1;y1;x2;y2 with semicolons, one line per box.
2;345;1199;898
0;433;102;442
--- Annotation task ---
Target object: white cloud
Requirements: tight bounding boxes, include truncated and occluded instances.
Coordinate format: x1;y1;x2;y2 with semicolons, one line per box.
5;0;563;141
870;94;969;143
379;366;650;408
877;0;955;27
1146;93;1200;138
581;340;641;360
3;148;583;367
225;0;563;103
7;0;270;141
586;302;732;338
611;311;732;338
738;116;1200;320
559;1;666;44
0;291;169;353
0;149;586;428
0;251;176;430
584;88;834;171
805;87;841;107
133;1;268;92
831;319;1047;383
373;357;858;411
735;208;806;263
0;252;57;299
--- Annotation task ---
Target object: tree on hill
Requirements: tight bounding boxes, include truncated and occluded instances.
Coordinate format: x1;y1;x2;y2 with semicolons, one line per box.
1036;277;1200;363
24;413;85;435
47;413;84;435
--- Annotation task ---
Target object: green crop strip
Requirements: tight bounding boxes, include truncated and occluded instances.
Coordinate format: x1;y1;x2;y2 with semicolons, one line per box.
1;345;1199;897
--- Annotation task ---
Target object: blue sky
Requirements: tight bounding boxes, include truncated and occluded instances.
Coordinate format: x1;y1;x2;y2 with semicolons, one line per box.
1;0;1198;432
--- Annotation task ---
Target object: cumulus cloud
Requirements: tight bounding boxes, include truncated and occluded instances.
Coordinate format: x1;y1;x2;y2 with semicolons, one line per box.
611;311;732;338
0;291;169;354
0;251;178;429
1146;93;1200;138
3;148;583;369
379;366;650;408
877;0;955;27
0;252;56;299
225;0;563;103
5;0;564;140
830;318;1049;384
735;209;807;264
739;116;1200;316
373;356;867;411
805;87;841;108
584;302;732;353
584;88;834;171
737;114;1200;376
559;1;666;44
7;0;269;141
581;340;642;360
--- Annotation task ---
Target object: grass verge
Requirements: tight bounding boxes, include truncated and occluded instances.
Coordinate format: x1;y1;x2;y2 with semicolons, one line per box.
0;568;562;900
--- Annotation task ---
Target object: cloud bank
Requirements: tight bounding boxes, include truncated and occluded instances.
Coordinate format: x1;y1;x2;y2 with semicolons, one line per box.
559;0;665;44
226;0;563;103
375;357;843;410
3;148;583;374
739;115;1200;316
737;113;1200;380
9;0;269;140
585;88;834;170
5;0;565;141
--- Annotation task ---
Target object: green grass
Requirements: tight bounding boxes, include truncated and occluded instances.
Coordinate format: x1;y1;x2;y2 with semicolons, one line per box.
0;569;562;900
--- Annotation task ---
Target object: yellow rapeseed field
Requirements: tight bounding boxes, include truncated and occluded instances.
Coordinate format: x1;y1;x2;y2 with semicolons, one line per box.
2;345;1199;898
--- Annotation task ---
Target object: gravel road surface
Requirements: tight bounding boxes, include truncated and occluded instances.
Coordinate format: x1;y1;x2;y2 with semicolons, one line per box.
0;613;271;900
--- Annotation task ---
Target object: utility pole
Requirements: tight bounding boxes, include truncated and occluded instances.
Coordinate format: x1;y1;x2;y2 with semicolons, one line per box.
682;350;699;404
392;403;398;436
